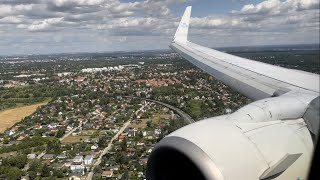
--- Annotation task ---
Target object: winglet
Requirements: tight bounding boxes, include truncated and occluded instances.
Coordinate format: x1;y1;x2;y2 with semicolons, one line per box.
173;6;192;44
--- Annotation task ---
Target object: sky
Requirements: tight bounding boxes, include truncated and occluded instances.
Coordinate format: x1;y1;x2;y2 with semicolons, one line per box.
0;0;319;55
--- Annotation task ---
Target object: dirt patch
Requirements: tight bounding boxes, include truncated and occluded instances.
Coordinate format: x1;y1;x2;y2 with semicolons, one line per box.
0;102;48;133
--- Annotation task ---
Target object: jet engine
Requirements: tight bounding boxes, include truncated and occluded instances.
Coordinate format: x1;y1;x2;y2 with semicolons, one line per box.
147;96;315;180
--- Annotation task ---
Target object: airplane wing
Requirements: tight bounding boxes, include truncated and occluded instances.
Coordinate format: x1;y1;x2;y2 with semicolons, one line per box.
147;6;320;180
171;7;319;101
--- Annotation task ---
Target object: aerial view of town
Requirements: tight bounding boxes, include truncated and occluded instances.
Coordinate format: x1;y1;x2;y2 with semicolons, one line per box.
0;44;319;180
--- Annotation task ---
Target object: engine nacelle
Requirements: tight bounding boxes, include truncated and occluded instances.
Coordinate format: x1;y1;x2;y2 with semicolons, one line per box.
147;116;313;180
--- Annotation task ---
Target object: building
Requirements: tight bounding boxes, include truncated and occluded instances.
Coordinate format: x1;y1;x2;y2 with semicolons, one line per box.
68;175;81;180
27;154;36;159
91;144;98;150
84;155;93;165
42;154;55;160
73;156;83;165
57;154;68;159
101;171;113;178
71;156;85;174
118;135;125;141
70;164;85;174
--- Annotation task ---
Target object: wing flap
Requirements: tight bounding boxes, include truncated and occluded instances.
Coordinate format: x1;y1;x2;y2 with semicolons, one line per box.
260;153;302;180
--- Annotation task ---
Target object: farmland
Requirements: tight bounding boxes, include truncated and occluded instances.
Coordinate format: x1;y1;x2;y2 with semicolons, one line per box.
0;102;48;133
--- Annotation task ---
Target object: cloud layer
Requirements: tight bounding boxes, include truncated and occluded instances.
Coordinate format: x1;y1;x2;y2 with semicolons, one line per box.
0;0;319;55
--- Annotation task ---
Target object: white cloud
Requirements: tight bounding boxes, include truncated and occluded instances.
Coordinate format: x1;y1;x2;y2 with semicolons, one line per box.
0;0;318;55
51;0;106;6
0;4;33;17
233;0;319;15
27;17;64;31
0;16;23;23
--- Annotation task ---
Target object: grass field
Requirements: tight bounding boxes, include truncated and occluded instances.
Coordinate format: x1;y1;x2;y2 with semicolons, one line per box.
61;135;91;144
187;99;203;118
0;101;49;133
129;113;171;128
0;152;17;158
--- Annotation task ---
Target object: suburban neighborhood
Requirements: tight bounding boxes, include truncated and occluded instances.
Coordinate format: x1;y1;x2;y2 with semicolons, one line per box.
0;51;263;179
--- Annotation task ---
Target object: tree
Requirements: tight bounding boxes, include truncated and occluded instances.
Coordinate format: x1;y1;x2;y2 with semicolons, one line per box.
93;166;102;173
53;169;64;178
41;165;51;177
29;159;41;172
6;167;23;180
21;148;32;155
55;129;65;138
3;138;9;144
146;121;152;128
137;131;143;139
121;170;129;180
47;139;61;155
2;154;27;169
28;171;37;180
120;138;127;151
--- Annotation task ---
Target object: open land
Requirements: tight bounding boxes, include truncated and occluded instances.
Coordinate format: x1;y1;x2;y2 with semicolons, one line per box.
0;102;48;132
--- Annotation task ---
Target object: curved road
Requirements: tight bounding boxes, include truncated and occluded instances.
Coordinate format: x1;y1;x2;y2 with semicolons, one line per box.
125;96;195;124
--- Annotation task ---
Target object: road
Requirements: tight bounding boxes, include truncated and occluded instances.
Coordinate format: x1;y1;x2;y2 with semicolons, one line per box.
60;118;91;141
37;151;46;159
144;99;195;124
22;150;45;172
124;96;195;124
86;103;150;180
59;126;79;141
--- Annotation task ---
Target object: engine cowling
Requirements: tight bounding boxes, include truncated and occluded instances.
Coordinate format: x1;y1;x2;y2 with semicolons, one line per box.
147;115;313;180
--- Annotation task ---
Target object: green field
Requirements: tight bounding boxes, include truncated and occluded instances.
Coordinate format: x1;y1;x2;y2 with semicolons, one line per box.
61;135;91;144
129;113;171;128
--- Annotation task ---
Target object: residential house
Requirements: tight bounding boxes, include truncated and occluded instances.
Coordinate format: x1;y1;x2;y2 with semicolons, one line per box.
118;135;125;142
48;123;57;129
42;154;55;160
126;148;135;157
106;165;120;171
139;158;148;165
16;135;25;141
68;175;81;180
70;156;85;174
91;144;98;150
72;156;83;165
57;154;68;159
27;154;36;159
101;171;113;178
84;155;93;165
34;123;42;129
154;128;161;136
136;142;145;146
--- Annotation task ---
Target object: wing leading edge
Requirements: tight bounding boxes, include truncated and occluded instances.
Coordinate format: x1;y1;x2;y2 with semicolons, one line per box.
170;6;320;101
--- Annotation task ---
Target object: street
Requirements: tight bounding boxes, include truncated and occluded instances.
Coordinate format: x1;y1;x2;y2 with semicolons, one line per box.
86;103;150;180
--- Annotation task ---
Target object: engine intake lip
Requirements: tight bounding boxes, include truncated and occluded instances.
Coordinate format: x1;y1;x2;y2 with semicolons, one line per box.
147;136;224;180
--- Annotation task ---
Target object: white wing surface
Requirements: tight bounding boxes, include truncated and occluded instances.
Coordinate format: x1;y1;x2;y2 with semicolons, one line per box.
170;6;319;100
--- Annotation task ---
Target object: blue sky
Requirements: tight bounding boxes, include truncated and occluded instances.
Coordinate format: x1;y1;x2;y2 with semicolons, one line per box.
0;0;319;55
